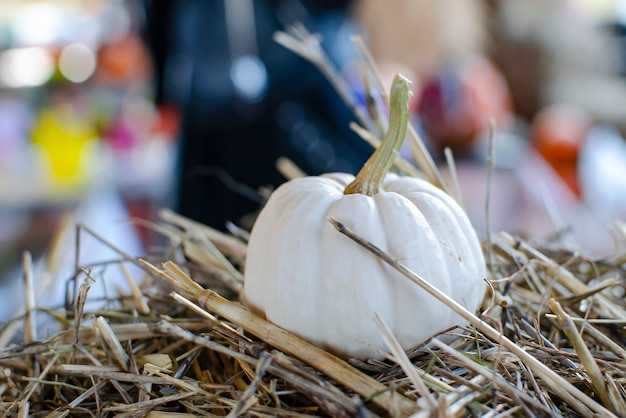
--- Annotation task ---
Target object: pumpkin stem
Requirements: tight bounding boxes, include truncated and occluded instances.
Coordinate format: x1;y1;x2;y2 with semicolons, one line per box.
344;74;412;196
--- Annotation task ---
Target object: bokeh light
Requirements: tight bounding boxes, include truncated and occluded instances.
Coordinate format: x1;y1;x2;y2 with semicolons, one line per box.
0;47;54;88
59;43;97;83
11;3;65;46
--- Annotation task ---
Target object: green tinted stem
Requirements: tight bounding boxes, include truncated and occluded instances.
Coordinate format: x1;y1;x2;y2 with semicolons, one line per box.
344;74;412;196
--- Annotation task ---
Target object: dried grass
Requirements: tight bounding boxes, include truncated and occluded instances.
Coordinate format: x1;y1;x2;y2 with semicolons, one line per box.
0;208;624;417
1;25;625;418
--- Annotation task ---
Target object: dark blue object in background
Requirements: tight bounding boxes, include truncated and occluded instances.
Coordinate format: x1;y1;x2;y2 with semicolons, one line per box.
142;0;371;231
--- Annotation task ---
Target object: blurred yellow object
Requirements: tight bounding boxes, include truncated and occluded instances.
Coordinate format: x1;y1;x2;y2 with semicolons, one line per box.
31;108;98;189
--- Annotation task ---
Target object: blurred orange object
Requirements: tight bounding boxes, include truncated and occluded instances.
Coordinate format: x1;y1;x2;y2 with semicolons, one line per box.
353;0;486;79
152;103;181;139
531;105;591;197
418;57;513;154
96;34;152;85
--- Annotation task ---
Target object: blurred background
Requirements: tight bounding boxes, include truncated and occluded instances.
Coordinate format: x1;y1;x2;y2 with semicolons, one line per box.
0;0;626;322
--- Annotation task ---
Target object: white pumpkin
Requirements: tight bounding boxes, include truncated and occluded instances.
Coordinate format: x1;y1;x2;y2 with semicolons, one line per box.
243;74;486;359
